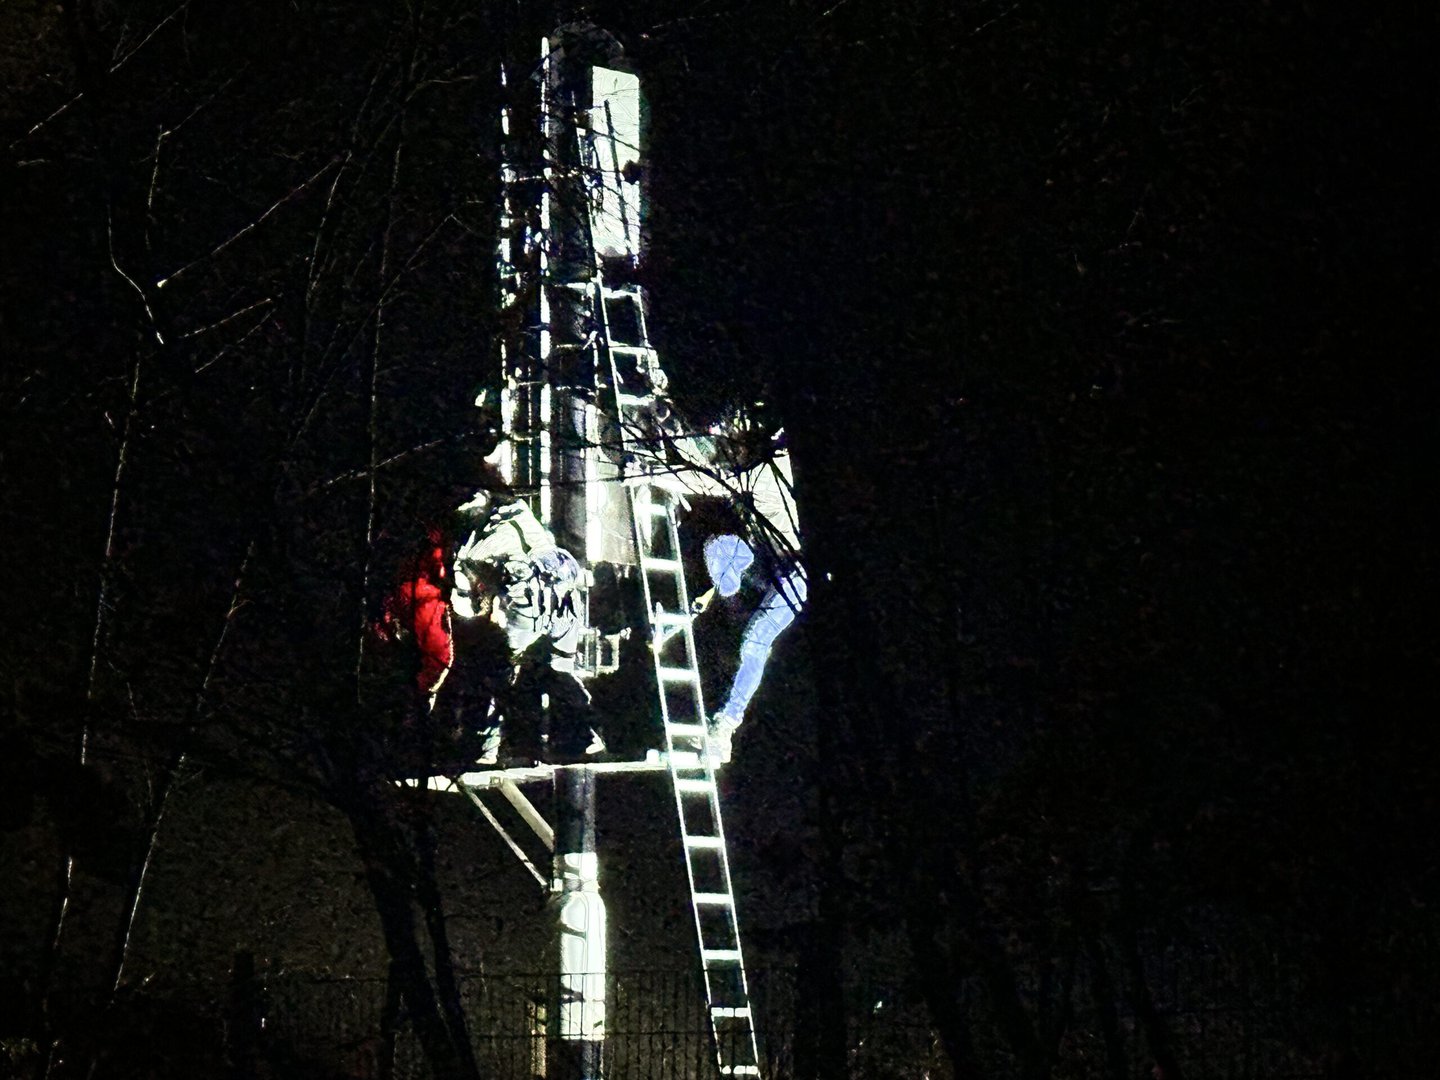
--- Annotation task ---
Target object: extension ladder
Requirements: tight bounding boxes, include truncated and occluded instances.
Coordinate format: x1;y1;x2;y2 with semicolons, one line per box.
628;485;762;1078
571;77;763;1078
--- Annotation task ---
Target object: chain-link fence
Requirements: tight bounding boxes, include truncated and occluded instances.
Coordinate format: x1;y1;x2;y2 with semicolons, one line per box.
214;953;1431;1080
246;968;786;1080
39;941;1431;1079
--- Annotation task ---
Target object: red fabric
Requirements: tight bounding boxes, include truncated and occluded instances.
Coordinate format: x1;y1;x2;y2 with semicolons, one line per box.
376;527;453;693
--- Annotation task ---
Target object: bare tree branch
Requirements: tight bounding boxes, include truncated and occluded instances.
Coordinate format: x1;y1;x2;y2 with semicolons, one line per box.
155;156;342;290
145;68;252;248
9;1;191;152
179;296;274;340
38;270;147;1074
291;211;462;448
192;313;272;376
108;208;165;345
305;151;353;311
99;536;257;1019
358;130;405;689
108;0;190;75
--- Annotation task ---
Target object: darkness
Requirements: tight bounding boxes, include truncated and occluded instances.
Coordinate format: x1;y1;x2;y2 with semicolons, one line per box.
1;0;1436;1077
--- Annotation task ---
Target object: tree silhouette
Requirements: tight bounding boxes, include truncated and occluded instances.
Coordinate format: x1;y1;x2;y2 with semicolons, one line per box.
3;1;1435;1078
2;1;512;1075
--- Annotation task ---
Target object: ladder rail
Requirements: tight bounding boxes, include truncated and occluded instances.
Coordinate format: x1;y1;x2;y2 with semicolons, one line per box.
627;493;762;1077
572;97;762;1078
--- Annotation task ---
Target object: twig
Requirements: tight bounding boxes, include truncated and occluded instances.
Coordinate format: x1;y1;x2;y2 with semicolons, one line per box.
305;151;352;310
192;313;271;376
970;2;1019;37
9;1;190;151
108;208;165;345
155;157;341;290
105;538;252;999
40;269;146;1071
179;296;273;340
108;1;190;76
316;437;455;490
145;68;250;241
291;212;461;448
358;129;404;689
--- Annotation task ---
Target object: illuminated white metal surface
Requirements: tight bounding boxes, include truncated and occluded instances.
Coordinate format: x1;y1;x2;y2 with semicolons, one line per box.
461;785;548;889
539;381;552;523
556;851;606;1042
588;67;642;258
412;750;680;793
482;32;766;1077
492;380;515;482
499;778;555;851
537;35;554;521
585;402;603;557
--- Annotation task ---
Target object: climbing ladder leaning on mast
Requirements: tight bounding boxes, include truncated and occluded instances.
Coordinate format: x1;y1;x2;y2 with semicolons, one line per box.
577;65;763;1076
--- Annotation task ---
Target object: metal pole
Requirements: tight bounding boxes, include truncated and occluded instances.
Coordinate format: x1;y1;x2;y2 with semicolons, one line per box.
551;767;605;1079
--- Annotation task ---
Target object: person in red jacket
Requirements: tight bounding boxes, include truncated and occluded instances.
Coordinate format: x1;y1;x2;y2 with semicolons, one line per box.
374;523;454;697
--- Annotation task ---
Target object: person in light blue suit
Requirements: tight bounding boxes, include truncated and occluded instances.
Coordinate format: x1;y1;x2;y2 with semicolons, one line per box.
638;418;807;762
703;532;807;761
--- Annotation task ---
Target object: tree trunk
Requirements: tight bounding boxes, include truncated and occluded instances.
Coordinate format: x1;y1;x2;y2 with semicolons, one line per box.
1117;838;1184;1080
1084;930;1129;1080
412;793;483;1079
379;959;404;1080
905;913;985;1079
344;780;481;1080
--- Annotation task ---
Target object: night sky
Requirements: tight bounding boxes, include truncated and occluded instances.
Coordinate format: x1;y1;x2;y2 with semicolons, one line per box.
1;0;1436;1076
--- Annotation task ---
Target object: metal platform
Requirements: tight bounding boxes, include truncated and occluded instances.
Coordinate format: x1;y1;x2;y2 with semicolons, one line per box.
408;748;716;791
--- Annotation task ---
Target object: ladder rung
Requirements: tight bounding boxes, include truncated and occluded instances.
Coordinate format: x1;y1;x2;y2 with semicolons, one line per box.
657;666;698;682
608;343;653;355
721;1067;761;1076
666;723;707;740
701;948;742;963
694;892;733;906
602;286;641;301
675;778;715;794
711;1006;751;1018
643;557;681;571
685;835;724;850
645;501;671;517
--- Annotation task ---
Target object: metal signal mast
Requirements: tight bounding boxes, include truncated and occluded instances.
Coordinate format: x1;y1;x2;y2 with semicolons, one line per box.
421;19;766;1080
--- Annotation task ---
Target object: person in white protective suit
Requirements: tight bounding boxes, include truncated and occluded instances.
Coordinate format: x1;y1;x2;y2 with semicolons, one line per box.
449;493;601;763
642;433;806;763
